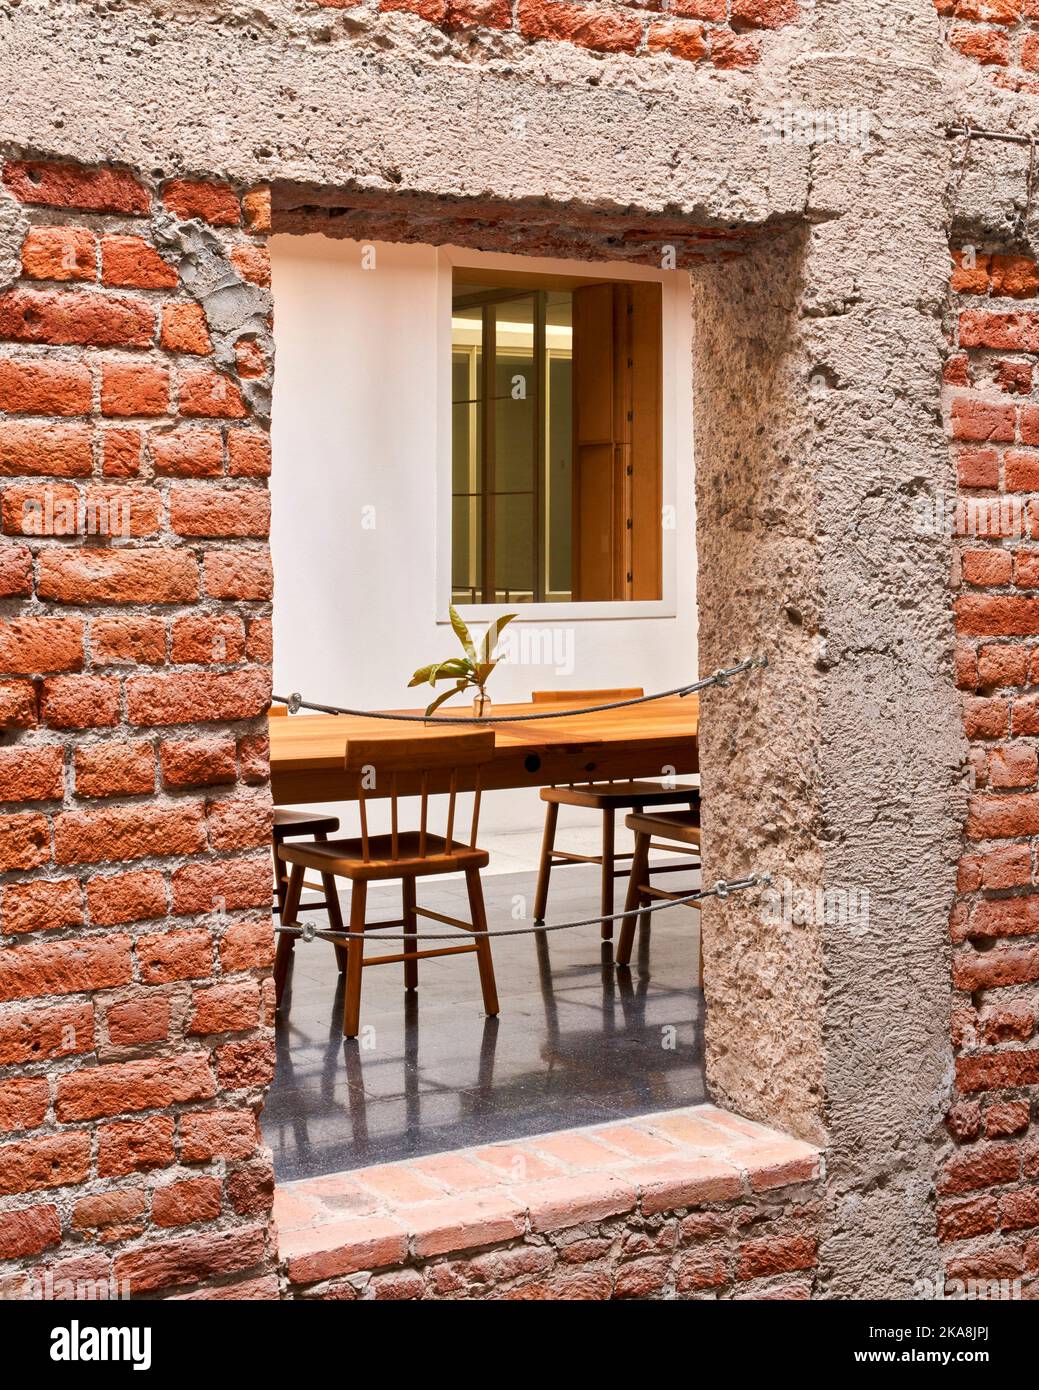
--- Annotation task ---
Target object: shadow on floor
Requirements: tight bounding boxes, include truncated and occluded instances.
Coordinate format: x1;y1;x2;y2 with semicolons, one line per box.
263;865;706;1181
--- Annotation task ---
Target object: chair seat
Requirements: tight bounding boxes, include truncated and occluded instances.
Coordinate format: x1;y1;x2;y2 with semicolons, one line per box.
541;780;699;811
273;807;340;839
624;808;702;845
278;832;489;881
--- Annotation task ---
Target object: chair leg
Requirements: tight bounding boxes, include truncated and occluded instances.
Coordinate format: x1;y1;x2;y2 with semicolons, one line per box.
274;862;304;1007
321;870;347;973
533;800;558;925
465;867;499;1017
343;882;367;1039
402;877;418;992
600;809;616;941
272;833;287;920
617;830;650;966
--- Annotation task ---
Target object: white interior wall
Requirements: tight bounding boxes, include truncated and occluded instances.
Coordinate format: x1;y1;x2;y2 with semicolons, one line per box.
269;234;698;857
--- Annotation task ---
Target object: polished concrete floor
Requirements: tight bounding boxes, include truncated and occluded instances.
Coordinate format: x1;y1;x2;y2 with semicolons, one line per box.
264;863;706;1182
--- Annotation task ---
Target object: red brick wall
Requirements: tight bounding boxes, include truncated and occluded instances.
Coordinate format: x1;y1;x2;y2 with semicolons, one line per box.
306;0;799;66
0;160;279;1299
937;0;1039;91
945;245;1039;1296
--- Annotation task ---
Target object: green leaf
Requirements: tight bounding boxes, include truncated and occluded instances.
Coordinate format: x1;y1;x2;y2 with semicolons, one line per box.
424;680;467;718
409;664;436;687
478;612;518;666
449;605;477;661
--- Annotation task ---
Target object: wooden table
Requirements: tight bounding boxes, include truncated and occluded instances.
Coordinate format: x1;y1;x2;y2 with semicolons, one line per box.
269;695;699;804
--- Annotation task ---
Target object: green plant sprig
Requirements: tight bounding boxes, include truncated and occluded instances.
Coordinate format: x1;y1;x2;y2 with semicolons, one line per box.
409;607;517;717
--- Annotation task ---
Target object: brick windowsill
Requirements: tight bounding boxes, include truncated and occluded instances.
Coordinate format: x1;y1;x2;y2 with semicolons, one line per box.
275;1105;822;1292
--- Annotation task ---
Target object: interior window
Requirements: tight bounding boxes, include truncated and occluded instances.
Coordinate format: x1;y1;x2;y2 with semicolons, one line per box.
451;269;663;604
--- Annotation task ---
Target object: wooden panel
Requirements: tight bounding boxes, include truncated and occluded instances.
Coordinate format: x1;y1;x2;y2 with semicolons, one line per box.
572;283;616;600
629;281;663;600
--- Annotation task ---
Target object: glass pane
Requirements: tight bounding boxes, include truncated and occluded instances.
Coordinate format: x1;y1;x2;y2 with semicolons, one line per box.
546;351;572;599
493;492;535;602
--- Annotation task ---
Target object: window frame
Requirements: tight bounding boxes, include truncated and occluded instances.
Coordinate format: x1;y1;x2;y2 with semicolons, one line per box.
436;245;690;625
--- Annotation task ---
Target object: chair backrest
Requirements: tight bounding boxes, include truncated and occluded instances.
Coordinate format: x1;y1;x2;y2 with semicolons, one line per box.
344;730;495;861
530;687;644;704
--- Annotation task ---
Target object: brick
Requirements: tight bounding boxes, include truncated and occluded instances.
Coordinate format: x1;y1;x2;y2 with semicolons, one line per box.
170;486;270;538
0;812;50;871
0;1204;61;1259
237;734;269;786
3;161;150;215
949;26;1010;63
988;743;1039;788
960;309;1039;351
937;1195;999;1242
514;1173;638;1232
88;868;168;929
956;447;1001;492
0;933;132;1000
179;1108;258;1162
21;226;97;282
72;1188;147;1236
245;618;272;663
669;0;724;14
53;802;206;864
964;696;1009;738
969;893;1039;938
227;431;271;477
178;368;247;419
950;396;1016;442
978;642;1029;688
114;1223;266;1294
74;741;155;797
0;744;65;802
1022;404;1039;445
0;544;31;598
40;675;119;729
999;1186;1039;1231
242;188;272;234
0;358;92;415
97;1115;175;1177
219;917;275;972
981;1001;1036;1041
55;1053;215;1121
279;1216;408;1284
730;0;798;26
711;29;760;65
170;613;245;664
638;1157;744;1214
234;338;267;379
90;616;166;667
0;1001;93;1065
38;548;199;605
0;289;154;349
0;1132;91;1195
126;669;270;726
0;422;92;477
163;180;241;227
100;361;170;417
106;994;170;1046
189;979;260;1034
207;796;272;851
0;1077;49;1132
161;736;237;789
101;428;144;477
160;302;212;355
150;428;223;477
101;235;179;289
136;928;213;984
229;244;271;286
983;1101;1031;1138
979;843;1033;888
737;1233;816;1279
1;877;82;936
956;1047;1039;1091
215;1038;276;1089
959;595;1039;637
517;0;643;54
962;548;1012;585
954;944;1039;989
646;19;707;60
204;549;273;600
410;1193;525;1257
152;1176;222;1227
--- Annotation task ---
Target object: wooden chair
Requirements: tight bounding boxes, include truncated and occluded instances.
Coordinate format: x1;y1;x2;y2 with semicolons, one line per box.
275;729;499;1039
617;807;703;985
531;689;700;939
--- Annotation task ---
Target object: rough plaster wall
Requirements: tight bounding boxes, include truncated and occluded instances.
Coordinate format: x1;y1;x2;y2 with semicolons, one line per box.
692;229;826;1147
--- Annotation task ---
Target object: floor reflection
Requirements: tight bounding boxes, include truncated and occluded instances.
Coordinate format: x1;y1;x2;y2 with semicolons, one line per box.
264;865;705;1181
